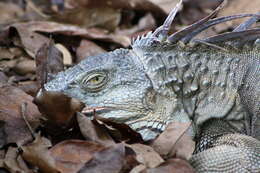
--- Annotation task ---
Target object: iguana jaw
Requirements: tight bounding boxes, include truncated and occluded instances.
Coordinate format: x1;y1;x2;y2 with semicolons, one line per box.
89;107;166;141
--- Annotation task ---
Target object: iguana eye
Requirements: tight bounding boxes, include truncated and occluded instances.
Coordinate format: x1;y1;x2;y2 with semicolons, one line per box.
81;72;107;92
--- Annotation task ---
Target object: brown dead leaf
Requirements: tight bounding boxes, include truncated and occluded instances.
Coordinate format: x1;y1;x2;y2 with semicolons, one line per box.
146;158;196;173
178;4;207;26
34;90;84;125
127;143;164;168
18;81;39;97
0;47;18;60
148;0;182;14
0;149;4;167
76;40;106;63
4;147;33;173
77;113;115;147
50;140;105;173
52;7;121;31
130;164;147;173
8;21;131;47
151;122;195;160
0;85;41;145
191;0;222;9
13;59;36;75
0;59;18;73
95;115;143;143
216;0;260;32
66;0;166;18
22;134;107;173
0;72;8;83
117;13;156;37
0;121;6;148
0;29;12;46
21;134;59;173
122;146;139;172
35;40;64;88
6;23;50;58
137;13;157;32
0;2;24;25
78;143;125;173
55;44;72;65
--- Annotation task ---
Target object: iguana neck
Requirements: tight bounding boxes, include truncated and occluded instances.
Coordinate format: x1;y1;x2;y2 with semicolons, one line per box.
132;45;244;124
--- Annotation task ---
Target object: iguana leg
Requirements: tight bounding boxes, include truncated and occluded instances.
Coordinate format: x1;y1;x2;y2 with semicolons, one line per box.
193;119;247;153
190;119;260;173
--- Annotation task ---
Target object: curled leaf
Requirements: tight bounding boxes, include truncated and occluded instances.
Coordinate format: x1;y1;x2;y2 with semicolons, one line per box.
151;122;195;160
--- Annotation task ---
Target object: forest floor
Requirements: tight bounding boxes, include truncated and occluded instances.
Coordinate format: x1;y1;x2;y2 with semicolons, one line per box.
0;0;259;172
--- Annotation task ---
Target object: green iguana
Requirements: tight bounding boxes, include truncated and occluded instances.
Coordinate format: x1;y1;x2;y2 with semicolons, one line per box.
40;0;260;172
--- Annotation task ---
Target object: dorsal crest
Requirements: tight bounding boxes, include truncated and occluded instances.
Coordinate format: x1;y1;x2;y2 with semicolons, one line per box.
131;0;260;50
131;0;260;97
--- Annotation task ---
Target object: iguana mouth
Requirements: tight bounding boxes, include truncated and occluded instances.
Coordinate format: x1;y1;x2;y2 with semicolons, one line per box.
82;106;146;122
82;107;111;117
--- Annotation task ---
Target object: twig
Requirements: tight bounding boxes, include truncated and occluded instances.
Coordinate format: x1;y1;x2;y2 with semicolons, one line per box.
25;0;50;19
21;102;35;139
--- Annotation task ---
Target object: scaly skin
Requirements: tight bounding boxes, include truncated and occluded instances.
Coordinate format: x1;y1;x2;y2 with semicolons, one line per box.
42;1;260;172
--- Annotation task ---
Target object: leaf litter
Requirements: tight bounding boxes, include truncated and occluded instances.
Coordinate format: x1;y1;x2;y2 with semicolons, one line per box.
0;0;259;172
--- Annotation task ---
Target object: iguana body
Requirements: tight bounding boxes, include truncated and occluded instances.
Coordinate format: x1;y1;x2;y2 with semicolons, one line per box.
42;1;260;172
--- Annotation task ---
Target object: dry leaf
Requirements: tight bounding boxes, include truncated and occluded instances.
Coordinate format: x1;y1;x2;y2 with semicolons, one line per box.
151;122;195;160
4;147;33;173
52;7;121;31
7;23;50;57
122;146;139;172
0;85;41;145
0;72;8;83
127;144;164;168
0;47;19;60
95;116;143;143
18;81;39;97
55;44;72;65
0;2;24;24
13;59;36;75
79;143;125;173
147;0;182;14
117;13;156;37
77;113;115;147
0;150;4;167
130;164;147;173
66;0;166;19
21;134;60;173
35;40;64;87
216;0;260;32
50;140;105;173
34;90;84;125
0;121;6;148
8;21;131;47
146;158;196;173
76;40;106;63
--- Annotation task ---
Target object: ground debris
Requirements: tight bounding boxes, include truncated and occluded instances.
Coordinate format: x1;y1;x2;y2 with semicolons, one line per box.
0;0;256;172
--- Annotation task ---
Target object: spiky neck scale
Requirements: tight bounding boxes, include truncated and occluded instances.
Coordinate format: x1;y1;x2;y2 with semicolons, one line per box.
132;41;259;138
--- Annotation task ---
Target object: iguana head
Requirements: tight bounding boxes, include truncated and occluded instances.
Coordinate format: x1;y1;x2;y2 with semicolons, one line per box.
44;48;165;140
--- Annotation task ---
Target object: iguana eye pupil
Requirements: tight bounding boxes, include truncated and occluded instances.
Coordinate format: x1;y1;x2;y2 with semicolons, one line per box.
80;72;107;92
90;76;104;84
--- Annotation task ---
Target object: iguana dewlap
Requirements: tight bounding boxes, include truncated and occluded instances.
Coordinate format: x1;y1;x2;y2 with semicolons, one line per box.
42;0;260;172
